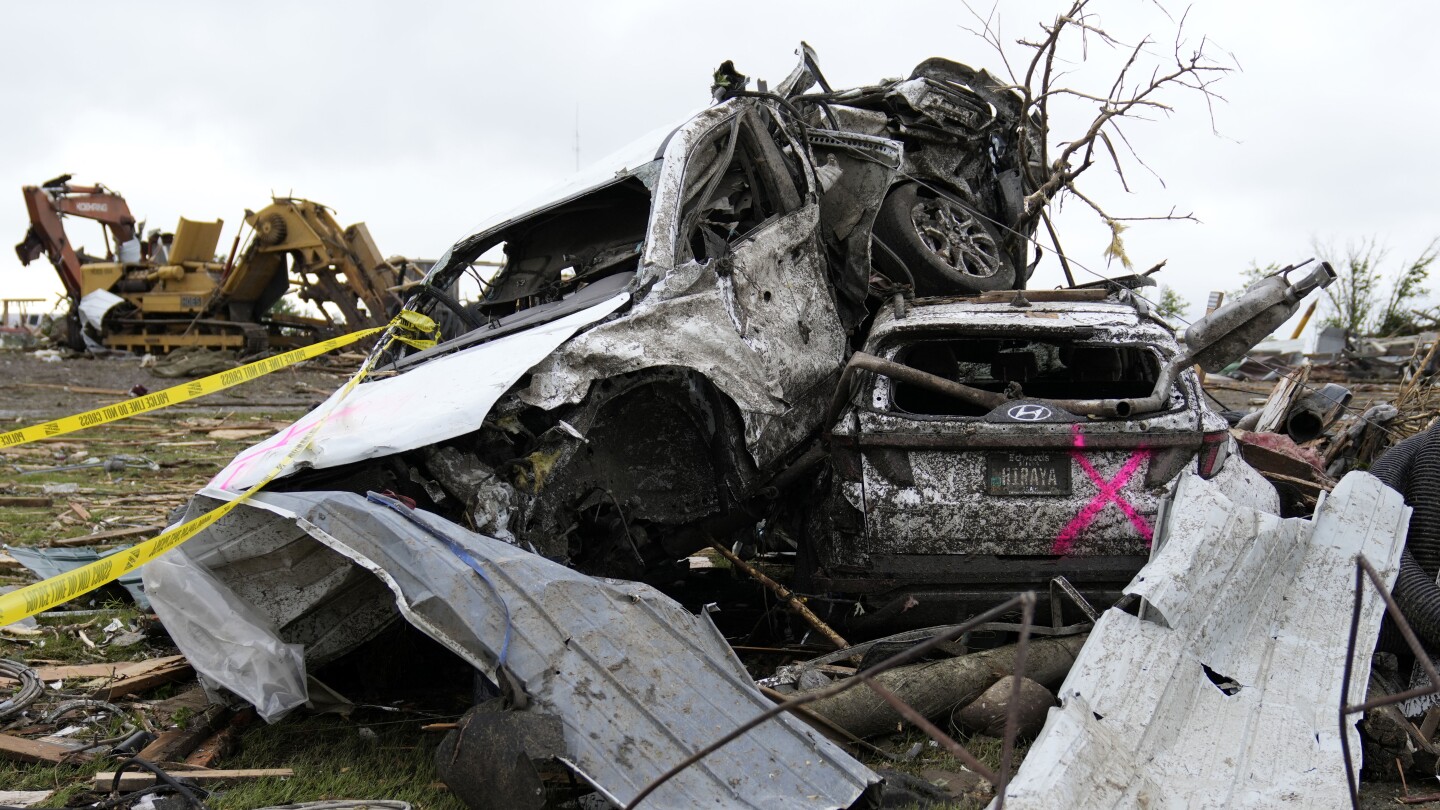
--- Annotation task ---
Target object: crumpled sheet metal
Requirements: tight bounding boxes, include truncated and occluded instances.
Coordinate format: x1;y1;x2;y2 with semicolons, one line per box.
210;293;629;492
997;471;1410;809
77;289;124;331
144;536;308;720
518;208;846;470
144;489;876;809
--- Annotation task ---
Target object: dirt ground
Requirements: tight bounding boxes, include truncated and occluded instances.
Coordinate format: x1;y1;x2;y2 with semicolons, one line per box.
0;350;353;421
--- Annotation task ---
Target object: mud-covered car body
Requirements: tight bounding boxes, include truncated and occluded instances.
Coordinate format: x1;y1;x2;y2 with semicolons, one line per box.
809;291;1278;630
213;50;1039;579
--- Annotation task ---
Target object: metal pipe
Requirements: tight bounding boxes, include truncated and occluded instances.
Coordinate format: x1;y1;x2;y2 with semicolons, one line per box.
842;350;1186;421
1043;356;1184;419
848;352;1007;411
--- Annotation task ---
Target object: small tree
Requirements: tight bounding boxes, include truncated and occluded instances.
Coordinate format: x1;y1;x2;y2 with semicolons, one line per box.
962;0;1231;278
1314;238;1436;336
1228;262;1275;301
1155;286;1189;321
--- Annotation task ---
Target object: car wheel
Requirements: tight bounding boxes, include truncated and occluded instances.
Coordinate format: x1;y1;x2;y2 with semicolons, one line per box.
874;183;1015;295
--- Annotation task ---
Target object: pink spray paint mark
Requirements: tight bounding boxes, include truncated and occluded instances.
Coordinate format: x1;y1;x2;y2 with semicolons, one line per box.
1051;424;1153;555
216;401;364;490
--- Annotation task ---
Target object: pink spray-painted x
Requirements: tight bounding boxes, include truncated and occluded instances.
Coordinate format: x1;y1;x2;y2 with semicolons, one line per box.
1051;423;1153;555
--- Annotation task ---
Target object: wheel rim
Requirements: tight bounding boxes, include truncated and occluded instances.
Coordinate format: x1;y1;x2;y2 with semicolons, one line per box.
911;197;1003;279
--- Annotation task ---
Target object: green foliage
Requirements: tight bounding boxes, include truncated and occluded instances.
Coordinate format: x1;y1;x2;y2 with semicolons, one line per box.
210;714;465;810
1315;238;1436;337
1229;263;1278;302
1154;286;1189;321
266;294;306;318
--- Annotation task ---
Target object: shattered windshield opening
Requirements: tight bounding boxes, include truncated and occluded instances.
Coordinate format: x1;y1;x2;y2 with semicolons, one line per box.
410;173;656;339
677;110;804;263
891;337;1163;416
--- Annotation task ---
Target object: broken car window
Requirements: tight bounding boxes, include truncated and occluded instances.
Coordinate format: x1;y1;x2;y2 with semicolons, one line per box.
890;337;1164;416
678;110;803;263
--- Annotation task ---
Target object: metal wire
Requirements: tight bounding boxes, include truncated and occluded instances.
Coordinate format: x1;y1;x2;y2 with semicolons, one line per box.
0;659;43;720
624;591;1037;809
109;756;210;810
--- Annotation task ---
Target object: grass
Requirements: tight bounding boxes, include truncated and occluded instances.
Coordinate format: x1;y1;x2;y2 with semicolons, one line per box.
0;409;307;547
205;715;466;810
0;407;321;803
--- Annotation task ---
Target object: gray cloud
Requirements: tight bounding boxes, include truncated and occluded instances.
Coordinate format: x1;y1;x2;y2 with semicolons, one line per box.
3;0;1435;328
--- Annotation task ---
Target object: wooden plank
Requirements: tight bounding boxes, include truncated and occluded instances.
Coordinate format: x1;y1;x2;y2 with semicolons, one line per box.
54;524;165;547
32;661;123;681
0;497;53;508
34;655;189;687
185;709;254;767
152;684;214;716
95;657;193;700
94;768;293;792
0;791;53;808
0;733;86;764
1255;364;1311;434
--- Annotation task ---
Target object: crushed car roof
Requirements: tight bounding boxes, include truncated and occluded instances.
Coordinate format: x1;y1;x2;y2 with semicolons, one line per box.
869;295;1169;339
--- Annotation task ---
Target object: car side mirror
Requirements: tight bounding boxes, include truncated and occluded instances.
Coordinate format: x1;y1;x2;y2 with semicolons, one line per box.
1183;260;1337;373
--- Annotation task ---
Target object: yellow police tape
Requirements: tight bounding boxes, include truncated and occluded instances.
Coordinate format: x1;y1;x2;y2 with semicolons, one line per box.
0;311;439;627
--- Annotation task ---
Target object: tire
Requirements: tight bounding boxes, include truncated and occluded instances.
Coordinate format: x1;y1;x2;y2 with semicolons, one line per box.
873;183;1016;295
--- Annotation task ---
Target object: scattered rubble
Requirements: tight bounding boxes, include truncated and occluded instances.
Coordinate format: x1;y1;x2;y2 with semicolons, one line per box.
3;42;1440;810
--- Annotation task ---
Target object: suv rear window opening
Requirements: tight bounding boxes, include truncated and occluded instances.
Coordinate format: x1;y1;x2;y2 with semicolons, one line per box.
891;337;1161;416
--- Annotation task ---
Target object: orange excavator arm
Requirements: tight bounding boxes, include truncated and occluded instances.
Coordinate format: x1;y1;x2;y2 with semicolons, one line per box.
15;175;137;300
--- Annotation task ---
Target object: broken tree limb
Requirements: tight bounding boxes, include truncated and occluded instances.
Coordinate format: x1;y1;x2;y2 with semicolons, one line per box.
801;634;1087;739
756;683;890;760
708;542;849;649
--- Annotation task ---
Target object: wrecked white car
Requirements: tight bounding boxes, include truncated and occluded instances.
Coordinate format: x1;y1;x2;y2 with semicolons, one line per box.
207;48;1039;582
142;48;1046;809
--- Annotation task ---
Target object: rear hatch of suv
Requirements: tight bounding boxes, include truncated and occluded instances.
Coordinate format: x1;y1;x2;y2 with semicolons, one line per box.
816;296;1227;627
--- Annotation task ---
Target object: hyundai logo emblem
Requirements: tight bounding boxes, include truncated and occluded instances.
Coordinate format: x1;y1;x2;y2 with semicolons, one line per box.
1007;404;1052;422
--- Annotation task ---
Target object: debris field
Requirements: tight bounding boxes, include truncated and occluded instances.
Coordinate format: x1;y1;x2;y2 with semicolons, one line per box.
3;41;1440;810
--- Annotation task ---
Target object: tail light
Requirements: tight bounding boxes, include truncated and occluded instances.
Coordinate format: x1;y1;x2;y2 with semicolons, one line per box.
1197;430;1231;479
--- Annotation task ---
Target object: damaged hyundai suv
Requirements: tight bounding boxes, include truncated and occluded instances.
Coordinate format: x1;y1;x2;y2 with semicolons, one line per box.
803;274;1333;632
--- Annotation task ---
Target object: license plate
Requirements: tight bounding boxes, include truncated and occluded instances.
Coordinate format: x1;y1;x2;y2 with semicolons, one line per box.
986;452;1072;496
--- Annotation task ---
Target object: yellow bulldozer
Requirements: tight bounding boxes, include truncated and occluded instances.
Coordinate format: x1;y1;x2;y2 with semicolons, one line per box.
16;176;424;353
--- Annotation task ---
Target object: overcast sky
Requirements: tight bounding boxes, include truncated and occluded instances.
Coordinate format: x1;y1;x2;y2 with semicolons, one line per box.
3;0;1436;330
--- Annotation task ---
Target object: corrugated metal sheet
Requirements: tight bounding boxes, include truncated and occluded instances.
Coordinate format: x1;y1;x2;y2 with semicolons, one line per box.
998;471;1410;809
146;490;876;809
